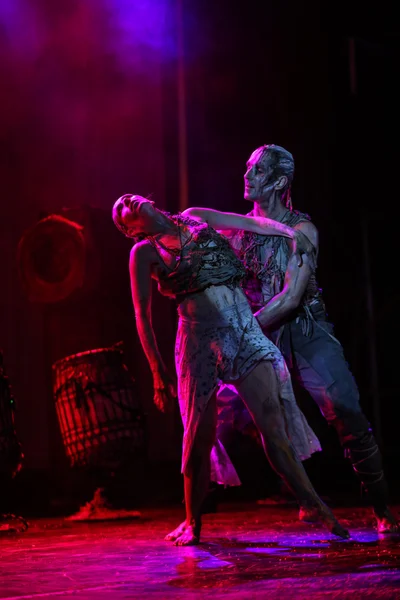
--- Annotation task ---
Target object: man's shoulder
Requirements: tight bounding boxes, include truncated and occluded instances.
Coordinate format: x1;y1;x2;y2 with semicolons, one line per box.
293;220;319;252
284;209;313;225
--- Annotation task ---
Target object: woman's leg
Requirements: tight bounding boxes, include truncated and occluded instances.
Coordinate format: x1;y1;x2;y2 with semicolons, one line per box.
165;392;218;545
234;361;349;538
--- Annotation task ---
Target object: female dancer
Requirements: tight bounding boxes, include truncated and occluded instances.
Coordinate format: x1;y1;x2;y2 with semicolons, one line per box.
112;194;349;545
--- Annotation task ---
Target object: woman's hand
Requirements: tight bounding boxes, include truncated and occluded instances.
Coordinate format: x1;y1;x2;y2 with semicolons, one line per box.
152;368;177;413
292;229;316;269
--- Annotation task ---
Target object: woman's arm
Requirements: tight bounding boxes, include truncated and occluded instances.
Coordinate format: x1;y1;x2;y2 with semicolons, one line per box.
182;208;295;239
183;207;316;266
129;241;176;412
182;206;295;238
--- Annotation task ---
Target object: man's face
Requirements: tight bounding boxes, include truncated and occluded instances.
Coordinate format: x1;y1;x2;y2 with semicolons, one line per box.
244;147;273;202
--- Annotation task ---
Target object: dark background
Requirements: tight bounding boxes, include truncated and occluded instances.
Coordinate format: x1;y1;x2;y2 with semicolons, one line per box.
0;0;398;513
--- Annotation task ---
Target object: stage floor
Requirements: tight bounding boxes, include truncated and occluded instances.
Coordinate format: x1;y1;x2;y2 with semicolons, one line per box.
1;503;400;599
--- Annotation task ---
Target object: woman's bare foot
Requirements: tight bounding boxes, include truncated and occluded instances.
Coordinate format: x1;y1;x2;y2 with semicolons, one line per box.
165;518;201;545
174;523;200;546
316;502;350;539
165;521;187;542
299;502;350;539
299;506;319;523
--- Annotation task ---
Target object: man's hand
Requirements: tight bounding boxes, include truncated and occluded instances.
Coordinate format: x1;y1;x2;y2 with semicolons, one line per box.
152;368;177;413
292;229;316;269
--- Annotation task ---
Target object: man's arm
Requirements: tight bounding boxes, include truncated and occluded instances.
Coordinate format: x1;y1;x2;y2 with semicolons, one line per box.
254;221;319;331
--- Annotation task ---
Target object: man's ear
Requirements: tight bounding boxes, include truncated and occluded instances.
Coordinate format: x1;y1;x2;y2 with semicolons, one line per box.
275;175;288;190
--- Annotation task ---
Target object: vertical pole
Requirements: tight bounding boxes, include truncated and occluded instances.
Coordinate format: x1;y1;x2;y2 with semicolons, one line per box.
176;0;189;211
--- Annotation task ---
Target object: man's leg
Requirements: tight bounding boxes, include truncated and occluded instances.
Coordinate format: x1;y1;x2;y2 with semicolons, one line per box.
283;318;398;531
165;393;218;545
233;361;349;538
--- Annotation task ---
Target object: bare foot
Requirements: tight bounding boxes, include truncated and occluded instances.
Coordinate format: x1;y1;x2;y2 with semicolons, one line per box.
317;502;350;539
299;506;319;523
165;521;187;542
375;508;400;533
174;523;199;546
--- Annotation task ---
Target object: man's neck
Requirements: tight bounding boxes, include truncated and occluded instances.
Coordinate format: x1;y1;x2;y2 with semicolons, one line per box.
252;196;288;221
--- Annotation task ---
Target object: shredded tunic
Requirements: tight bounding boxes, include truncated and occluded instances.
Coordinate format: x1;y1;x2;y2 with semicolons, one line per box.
228;208;322;313
150;214;321;478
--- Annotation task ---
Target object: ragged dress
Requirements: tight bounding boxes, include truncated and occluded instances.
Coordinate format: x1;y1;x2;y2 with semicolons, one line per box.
149;214;321;479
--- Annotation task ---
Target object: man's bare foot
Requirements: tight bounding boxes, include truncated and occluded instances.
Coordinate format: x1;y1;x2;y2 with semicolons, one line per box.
375;508;400;533
165;521;187;542
174;523;199;546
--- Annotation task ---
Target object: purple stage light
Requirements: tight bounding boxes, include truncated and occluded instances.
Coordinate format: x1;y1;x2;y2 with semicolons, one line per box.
103;0;177;66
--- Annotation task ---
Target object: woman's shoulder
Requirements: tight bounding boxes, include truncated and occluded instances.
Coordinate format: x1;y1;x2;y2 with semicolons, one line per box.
129;239;159;264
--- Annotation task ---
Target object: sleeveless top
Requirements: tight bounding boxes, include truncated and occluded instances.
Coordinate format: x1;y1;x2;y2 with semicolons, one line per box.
228;209;323;312
148;214;246;301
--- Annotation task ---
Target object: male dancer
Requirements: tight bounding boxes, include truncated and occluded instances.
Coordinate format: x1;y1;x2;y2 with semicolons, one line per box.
215;144;398;533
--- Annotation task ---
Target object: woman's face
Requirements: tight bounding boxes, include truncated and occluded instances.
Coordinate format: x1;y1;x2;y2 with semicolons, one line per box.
113;194;159;237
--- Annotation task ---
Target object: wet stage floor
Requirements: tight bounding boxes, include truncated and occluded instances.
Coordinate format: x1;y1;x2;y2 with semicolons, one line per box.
1;503;400;599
